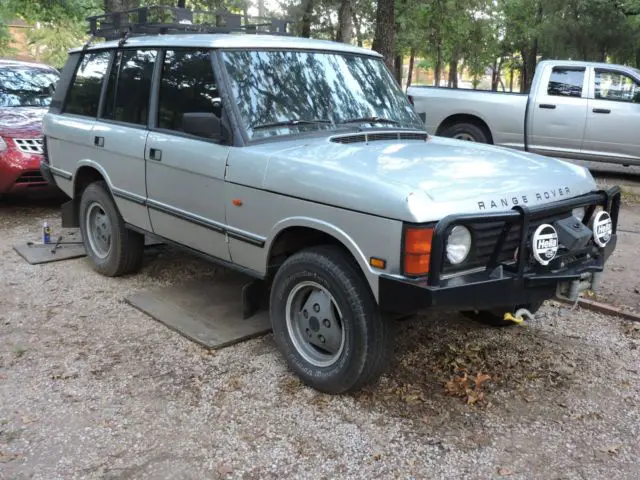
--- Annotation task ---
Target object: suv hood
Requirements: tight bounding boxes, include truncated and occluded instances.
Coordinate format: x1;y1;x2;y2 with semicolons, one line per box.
0;107;46;137
258;133;596;222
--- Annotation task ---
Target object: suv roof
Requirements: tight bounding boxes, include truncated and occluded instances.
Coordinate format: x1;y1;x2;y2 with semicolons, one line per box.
71;33;381;58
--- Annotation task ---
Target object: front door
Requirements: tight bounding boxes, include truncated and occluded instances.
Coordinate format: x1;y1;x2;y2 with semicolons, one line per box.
145;48;231;261
528;66;588;159
582;68;640;164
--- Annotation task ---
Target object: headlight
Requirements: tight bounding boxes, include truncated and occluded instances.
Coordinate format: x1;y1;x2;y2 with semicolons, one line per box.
0;136;7;152
572;206;586;221
446;225;472;264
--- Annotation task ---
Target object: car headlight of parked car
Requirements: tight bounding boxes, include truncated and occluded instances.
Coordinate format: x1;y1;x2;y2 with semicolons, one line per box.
446;225;472;264
0;136;7;152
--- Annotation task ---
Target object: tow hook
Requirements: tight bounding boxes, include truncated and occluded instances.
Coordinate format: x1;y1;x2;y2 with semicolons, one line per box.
503;308;535;325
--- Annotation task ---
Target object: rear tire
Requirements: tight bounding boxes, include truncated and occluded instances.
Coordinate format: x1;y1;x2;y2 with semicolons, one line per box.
441;122;489;143
269;245;389;394
78;181;144;277
461;302;543;328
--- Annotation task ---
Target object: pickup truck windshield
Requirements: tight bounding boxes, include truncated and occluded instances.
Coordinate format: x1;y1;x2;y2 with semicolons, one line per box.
221;50;424;140
0;66;59;108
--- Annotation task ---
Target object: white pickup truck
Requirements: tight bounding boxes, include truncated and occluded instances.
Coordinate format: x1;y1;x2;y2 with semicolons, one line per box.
407;60;640;166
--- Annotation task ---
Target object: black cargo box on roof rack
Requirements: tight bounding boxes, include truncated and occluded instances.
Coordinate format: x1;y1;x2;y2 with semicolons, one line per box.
87;5;291;41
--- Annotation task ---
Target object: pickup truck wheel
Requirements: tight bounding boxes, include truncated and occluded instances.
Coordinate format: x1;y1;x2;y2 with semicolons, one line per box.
269;245;389;394
441;123;488;143
461;302;543;327
79;181;144;277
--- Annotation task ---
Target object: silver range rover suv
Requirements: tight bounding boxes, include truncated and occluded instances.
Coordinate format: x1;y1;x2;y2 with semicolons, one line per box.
40;7;620;394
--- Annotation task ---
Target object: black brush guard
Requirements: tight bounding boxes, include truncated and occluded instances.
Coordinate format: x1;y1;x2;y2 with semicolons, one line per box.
378;187;621;314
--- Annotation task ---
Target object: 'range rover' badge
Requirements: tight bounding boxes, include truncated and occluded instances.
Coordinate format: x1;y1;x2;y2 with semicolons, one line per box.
532;224;559;265
593;211;613;247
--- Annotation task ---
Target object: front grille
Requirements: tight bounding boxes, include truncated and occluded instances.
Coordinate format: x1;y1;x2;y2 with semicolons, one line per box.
15;171;47;185
443;209;574;273
14;138;44;155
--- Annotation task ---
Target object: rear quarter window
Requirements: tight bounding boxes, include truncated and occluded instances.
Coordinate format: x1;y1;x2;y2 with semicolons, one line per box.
63;50;111;117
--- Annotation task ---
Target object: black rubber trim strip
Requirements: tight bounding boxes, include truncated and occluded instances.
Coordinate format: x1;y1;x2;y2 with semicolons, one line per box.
113;189;266;247
50;167;72;181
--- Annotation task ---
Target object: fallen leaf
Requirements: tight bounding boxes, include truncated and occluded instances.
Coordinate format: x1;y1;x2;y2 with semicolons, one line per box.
472;373;491;388
372;452;383;461
21;416;37;424
498;467;514;476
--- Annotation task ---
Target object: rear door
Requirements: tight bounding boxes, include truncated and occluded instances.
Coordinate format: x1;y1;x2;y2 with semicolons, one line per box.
93;47;158;231
144;48;231;261
581;68;640;164
528;66;588;158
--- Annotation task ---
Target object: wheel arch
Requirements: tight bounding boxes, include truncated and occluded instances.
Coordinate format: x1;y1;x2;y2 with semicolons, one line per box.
436;113;494;144
265;218;378;297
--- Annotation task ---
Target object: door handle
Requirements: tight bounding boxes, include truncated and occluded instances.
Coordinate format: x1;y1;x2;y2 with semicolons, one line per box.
149;148;162;161
94;136;104;147
593;108;611;114
539;104;556;109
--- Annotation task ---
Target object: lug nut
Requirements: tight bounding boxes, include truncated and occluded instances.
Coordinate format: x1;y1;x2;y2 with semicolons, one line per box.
318;335;325;343
313;303;320;313
303;310;308;319
323;319;331;328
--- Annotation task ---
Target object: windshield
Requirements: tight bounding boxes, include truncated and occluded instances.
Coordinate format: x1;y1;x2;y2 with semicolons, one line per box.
0;65;60;108
221;50;424;140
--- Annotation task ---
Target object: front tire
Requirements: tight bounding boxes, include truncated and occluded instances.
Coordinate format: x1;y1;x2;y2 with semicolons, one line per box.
78;181;144;277
269;245;389;394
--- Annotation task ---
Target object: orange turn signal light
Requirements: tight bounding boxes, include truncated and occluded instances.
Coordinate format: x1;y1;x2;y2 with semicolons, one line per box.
403;227;433;276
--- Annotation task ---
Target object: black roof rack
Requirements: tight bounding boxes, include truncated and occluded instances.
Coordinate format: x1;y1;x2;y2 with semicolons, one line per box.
87;5;291;42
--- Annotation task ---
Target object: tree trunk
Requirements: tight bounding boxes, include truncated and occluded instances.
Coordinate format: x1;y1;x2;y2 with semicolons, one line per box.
352;12;363;47
104;0;139;13
335;0;353;44
394;54;403;85
520;41;537;93
448;58;458;88
434;44;442;87
372;0;396;71
301;0;314;38
509;66;514;92
406;48;415;89
177;0;185;7
258;0;266;17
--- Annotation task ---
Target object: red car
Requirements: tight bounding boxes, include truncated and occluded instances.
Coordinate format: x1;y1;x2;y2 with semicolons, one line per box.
0;59;60;197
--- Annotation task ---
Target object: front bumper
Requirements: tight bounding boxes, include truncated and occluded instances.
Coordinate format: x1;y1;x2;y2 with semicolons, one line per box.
378;187;621;314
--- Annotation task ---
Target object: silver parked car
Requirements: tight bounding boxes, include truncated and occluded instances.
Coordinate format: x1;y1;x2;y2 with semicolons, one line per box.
407;60;640;166
41;8;620;394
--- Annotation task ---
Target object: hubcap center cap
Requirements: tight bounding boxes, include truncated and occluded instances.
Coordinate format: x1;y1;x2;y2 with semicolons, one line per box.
309;316;320;332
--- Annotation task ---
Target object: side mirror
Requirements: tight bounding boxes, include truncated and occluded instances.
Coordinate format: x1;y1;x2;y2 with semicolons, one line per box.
182;112;222;141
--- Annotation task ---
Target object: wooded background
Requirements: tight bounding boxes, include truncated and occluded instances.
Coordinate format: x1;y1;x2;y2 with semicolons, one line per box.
1;0;640;92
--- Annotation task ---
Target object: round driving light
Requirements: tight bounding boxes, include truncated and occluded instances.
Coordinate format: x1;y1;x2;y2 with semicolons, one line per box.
446;226;472;265
592;211;612;247
572;206;586;221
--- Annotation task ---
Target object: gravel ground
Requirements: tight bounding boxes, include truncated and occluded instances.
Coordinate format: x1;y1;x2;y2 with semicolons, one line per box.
1;196;640;480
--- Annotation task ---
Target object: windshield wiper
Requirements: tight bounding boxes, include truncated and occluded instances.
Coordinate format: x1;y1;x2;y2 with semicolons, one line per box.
338;116;401;126
251;118;333;130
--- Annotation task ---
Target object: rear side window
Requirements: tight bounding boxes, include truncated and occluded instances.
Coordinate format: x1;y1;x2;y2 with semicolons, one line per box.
64;51;111;116
102;49;157;126
157;49;220;135
547;68;585;98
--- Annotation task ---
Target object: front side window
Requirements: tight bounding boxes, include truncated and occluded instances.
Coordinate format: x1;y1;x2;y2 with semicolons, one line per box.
221;50;424;140
547;67;585;98
102;49;157;125
157;49;220;135
0;66;60;108
594;70;640;103
64;51;111;117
